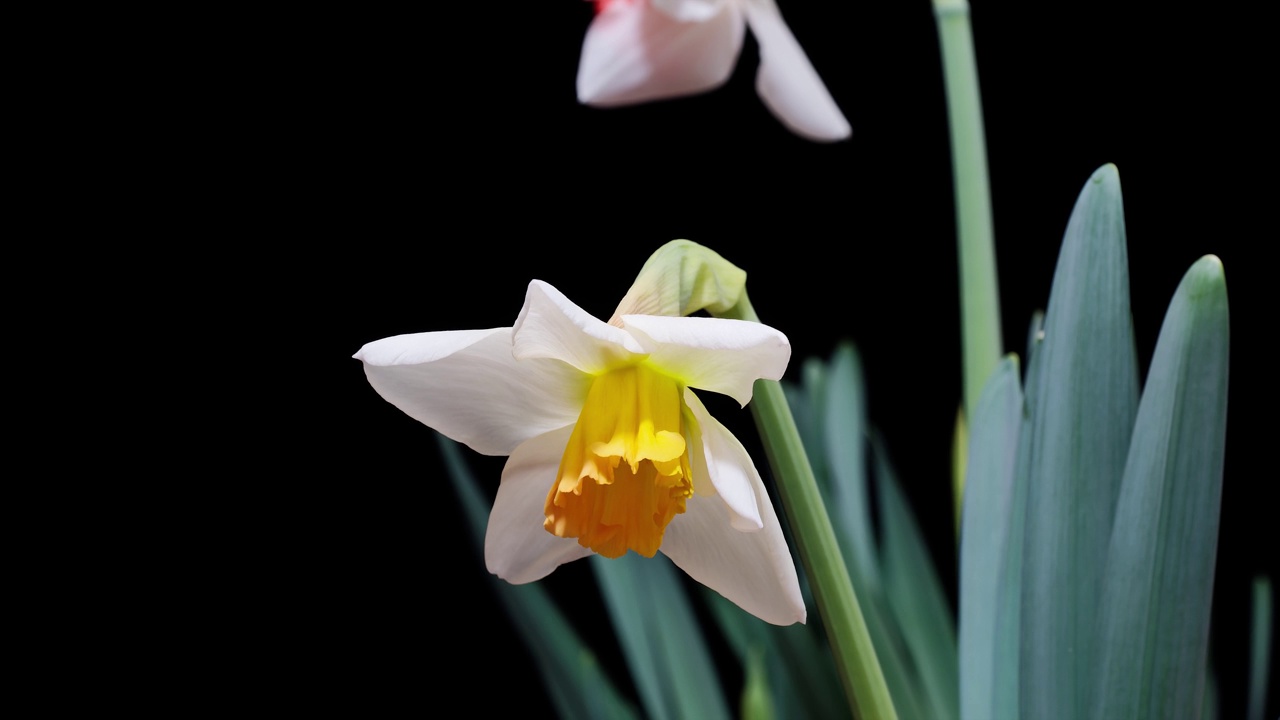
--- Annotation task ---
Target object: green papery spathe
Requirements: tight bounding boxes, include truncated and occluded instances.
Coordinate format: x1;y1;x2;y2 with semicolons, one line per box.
610;239;748;321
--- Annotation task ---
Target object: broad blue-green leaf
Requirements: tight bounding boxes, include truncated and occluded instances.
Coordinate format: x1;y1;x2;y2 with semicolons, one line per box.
438;435;639;720
1092;256;1229;720
958;356;1023;720
823;343;879;595
1020;164;1140;720
1248;576;1272;720
594;553;731;720
874;437;960;720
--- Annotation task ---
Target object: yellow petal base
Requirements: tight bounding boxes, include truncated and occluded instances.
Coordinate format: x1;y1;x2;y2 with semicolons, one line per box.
545;363;694;558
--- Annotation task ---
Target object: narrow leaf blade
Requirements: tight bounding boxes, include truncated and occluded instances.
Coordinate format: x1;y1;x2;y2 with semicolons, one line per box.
1092;255;1230;719
958;356;1023;720
875;438;960;720
1248;576;1272;720
438;435;639;720
823;343;879;594
594;553;732;720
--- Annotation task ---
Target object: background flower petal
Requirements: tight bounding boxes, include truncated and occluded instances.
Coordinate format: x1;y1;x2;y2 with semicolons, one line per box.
577;0;745;106
486;425;595;582
661;482;806;625
514;280;645;373
356;328;589;456
684;388;763;530
621;314;790;406
651;0;728;22
743;0;851;142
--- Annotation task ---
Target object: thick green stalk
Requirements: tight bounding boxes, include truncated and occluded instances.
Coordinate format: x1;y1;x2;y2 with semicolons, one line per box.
720;292;897;720
934;0;1002;417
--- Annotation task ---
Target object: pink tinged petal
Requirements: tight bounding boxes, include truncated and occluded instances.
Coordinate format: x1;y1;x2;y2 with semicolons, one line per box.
661;482;806;625
486;425;594;582
684;388;763;530
355;328;588;456
576;0;745;106
742;0;851;142
620;314;790;406
513;280;646;374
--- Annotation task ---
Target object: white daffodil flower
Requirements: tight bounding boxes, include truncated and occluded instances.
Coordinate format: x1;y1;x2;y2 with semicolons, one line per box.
576;0;851;142
355;279;805;625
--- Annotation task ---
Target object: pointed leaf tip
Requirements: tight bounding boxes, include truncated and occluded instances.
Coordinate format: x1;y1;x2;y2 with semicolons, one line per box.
1091;163;1120;184
1186;254;1226;292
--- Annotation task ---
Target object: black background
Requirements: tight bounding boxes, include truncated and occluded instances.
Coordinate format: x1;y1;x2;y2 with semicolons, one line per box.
301;2;1275;716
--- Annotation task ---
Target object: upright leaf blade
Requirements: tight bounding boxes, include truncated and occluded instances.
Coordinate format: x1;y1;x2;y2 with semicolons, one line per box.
438;435;639;720
1092;256;1230;719
823;344;879;595
958;356;1023;720
594;553;732;720
874;438;960;720
705;591;845;720
1020;164;1141;720
1247;576;1272;720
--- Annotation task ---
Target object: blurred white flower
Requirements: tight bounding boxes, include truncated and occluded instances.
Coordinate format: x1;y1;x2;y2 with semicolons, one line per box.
577;0;851;141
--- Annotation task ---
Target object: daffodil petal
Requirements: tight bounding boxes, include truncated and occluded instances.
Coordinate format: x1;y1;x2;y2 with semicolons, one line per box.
355;328;588;456
620;314;790;406
486;425;594;582
514;280;646;373
651;0;728;22
576;0;745;106
743;0;851;142
661;489;806;625
685;388;763;531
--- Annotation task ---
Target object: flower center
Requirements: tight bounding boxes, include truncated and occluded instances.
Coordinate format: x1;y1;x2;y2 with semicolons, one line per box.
544;363;695;558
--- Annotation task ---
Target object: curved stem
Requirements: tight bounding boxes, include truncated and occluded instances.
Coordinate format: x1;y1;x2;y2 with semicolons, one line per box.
719;291;898;720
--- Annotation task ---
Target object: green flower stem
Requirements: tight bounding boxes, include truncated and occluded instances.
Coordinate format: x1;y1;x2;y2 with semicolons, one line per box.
933;0;1002;418
720;292;898;720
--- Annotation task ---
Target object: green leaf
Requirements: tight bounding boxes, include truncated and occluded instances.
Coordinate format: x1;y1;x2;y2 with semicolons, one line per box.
1202;666;1219;720
958;356;1023;720
593;553;732;720
1019;164;1141;720
705;591;845;720
1091;256;1230;719
874;438;960;720
800;356;832;492
438;435;639;720
742;645;777;720
787;343;927;719
823;343;879;595
1024;310;1044;374
951;408;967;536
1248;576;1272;720
862;604;931;720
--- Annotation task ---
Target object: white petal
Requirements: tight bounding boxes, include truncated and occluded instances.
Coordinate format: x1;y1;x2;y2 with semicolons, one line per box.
621;314;790;406
486;425;594;582
355;328;589;456
742;0;851;142
651;0;728;22
576;0;745;106
685;388;762;530
513;280;646;373
661;479;805;625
